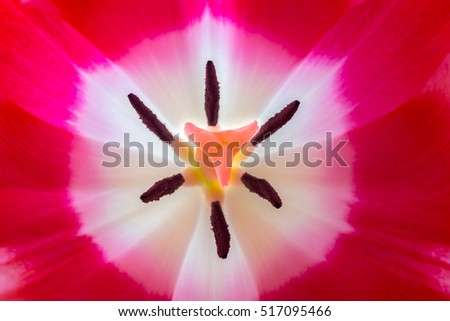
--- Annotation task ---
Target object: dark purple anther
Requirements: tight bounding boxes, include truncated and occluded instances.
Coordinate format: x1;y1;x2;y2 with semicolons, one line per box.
251;100;300;146
210;201;231;259
241;172;282;209
128;93;174;144
140;174;185;203
204;60;220;126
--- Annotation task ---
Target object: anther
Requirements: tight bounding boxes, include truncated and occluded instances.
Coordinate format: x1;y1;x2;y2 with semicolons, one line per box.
140;174;185;203
251;100;300;146
204;61;220;126
241;172;282;208
128;93;174;143
210;201;231;259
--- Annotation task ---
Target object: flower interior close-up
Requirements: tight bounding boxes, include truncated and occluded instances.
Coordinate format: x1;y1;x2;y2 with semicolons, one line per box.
0;0;449;300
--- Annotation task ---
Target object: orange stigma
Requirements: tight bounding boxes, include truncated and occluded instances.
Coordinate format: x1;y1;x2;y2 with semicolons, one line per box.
184;121;259;187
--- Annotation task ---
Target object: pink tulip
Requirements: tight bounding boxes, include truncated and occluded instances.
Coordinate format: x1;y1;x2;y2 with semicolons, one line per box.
1;0;449;300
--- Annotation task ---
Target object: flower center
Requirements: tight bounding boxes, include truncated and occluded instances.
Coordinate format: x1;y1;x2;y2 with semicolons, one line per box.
127;61;299;259
184;121;259;187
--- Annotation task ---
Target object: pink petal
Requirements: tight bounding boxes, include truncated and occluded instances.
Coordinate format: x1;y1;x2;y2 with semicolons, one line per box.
0;249;27;299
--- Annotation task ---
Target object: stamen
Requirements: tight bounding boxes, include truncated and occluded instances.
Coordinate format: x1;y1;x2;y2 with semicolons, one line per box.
128;93;174;143
210;201;231;259
204;61;220;126
140;174;185;203
251;100;300;146
241;172;282;209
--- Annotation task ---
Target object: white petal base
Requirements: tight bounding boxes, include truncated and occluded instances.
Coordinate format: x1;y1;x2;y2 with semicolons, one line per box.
69;12;355;299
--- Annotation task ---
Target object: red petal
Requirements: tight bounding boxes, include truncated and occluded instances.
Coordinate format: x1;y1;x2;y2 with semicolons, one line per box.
24;0;206;61
208;0;356;59
0;100;71;189
0;1;81;128
13;233;160;300
19;5;106;68
0;101;156;299
263;84;450;299
318;0;450;128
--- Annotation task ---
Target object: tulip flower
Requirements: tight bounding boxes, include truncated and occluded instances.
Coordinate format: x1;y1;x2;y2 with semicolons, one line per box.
1;0;449;300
